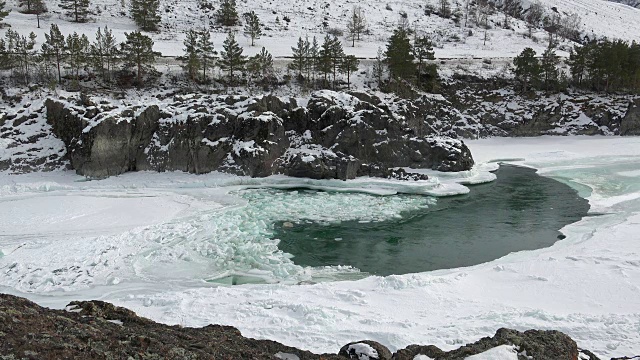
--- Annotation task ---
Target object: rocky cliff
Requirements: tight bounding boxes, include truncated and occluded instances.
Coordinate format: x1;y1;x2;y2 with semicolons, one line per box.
44;91;474;179
3;86;640;177
1;293;631;360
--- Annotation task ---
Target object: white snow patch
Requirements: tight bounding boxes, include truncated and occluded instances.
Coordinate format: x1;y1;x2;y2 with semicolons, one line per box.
347;343;379;360
464;345;518;360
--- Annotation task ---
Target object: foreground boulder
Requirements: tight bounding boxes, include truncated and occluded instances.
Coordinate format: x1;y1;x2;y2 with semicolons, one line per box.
44;91;474;179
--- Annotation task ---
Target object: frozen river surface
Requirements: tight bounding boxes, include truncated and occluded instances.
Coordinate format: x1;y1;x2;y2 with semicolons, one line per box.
0;136;639;357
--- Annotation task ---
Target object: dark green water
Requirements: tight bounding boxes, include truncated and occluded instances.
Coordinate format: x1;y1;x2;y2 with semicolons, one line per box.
276;165;590;275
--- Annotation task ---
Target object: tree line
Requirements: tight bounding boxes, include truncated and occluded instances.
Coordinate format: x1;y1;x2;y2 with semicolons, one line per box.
514;39;640;93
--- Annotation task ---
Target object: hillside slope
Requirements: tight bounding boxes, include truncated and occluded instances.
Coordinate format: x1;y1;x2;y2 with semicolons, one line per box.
1;0;639;60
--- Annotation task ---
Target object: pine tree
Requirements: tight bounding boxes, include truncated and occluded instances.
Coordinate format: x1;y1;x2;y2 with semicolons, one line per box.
180;29;201;81
413;36;435;85
330;37;344;85
59;0;91;23
42;24;66;83
131;0;161;31
247;46;273;80
525;1;544;38
18;0;35;14
541;46;560;91
385;28;415;80
66;32;89;82
372;47;385;87
33;0;47;28
339;55;359;89
198;29;216;81
0;1;11;24
243;11;262;46
502;0;521;29
288;37;307;78
219;32;246;84
317;35;334;84
91;26;119;83
120;31;159;86
0;36;10;70
11;31;38;84
439;0;451;18
307;36;318;83
346;6;367;47
567;44;587;87
513;47;542;92
216;0;238;26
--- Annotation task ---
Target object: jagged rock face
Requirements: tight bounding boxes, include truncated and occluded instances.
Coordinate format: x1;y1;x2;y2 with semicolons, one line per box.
445;80;640;137
392;328;579;360
45;91;474;179
620;99;640;135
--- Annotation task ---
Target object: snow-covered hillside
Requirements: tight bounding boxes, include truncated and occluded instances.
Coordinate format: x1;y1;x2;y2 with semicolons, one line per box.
607;0;640;8
1;0;640;60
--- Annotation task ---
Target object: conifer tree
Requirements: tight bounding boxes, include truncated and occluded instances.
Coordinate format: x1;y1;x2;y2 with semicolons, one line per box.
439;0;451;18
385;28;415;80
513;47;541;92
317;35;334;84
413;36;435;84
372;47;385;87
91;26;119;83
243;11;262;46
131;0;161;31
329;36;344;85
219;32;246;84
198;29;216;81
346;6;367;47
42;24;66;83
33;0;47;28
247;47;273;80
120;31;160;86
59;0;91;23
9;30;38;84
289;37;308;78
502;0;521;29
567;45;587;87
318;35;344;87
541;46;560;91
525;1;544;38
340;55;359;89
18;0;35;14
0;1;11;24
180;29;201;81
66;32;89;82
307;36;318;83
216;0;238;26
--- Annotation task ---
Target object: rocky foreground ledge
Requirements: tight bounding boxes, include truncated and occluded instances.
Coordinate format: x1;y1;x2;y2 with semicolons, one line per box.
1;294;633;360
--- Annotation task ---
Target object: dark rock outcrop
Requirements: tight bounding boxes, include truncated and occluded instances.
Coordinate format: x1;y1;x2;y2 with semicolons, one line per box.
620;99;640;135
0;293;341;360
393;328;579;359
44;91;474;179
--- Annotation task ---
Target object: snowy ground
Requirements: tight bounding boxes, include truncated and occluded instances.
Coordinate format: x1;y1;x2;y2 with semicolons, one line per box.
1;136;640;357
